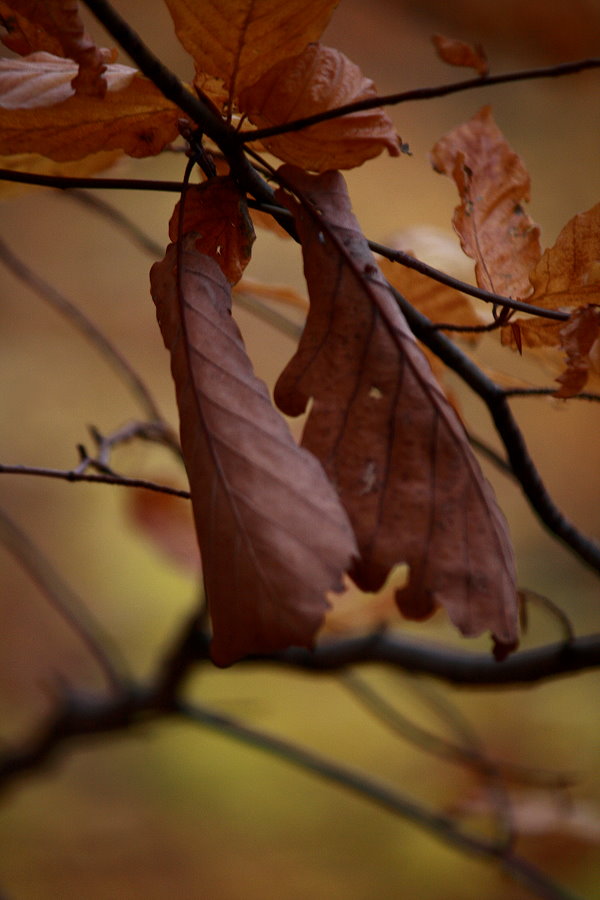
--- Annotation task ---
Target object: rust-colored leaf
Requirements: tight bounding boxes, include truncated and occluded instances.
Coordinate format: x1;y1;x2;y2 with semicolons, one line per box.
430;106;541;298
553;305;600;397
501;203;600;394
0;55;180;160
150;235;357;666
168;177;255;285
1;0;113;96
239;43;401;172
432;33;488;76
0;1;63;56
164;0;337;102
274;165;518;648
524;202;600;311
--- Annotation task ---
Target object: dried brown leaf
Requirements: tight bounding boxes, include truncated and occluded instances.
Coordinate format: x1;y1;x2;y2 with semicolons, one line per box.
239;43;401;172
432;33;488;76
554;305;600;397
168;177;255;285
1;0;113;96
0;55;180;160
501;203;600;393
274;165;518;648
150;235;357;666
430;106;541;297
0;1;63;56
164;0;337;102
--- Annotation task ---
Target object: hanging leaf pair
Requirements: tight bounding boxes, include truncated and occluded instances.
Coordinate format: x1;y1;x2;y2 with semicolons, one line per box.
150;166;519;666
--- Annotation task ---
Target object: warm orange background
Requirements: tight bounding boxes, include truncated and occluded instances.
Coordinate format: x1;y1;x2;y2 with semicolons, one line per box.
1;1;599;897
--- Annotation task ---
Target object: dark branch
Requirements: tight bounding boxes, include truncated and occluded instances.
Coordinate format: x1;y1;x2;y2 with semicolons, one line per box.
388;287;600;574
240;58;600;143
0;463;190;498
263;632;600;686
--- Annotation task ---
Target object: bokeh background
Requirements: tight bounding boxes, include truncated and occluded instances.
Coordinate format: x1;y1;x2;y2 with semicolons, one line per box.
1;1;599;897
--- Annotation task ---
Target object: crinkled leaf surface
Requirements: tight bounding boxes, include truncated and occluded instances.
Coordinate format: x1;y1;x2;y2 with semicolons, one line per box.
0;54;180;159
431;106;541;297
150;236;357;666
168;177;255;285
239;43;401;172
274;165;518;647
501;203;600;394
164;0;337;101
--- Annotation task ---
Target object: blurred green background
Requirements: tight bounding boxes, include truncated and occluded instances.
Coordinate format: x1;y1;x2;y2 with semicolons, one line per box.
1;1;599;897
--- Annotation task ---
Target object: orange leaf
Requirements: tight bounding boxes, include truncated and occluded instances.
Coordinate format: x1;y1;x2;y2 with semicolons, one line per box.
164;0;337;102
168;177;255;285
274;166;518;648
432;33;488;77
1;0;113;96
501;203;600;391
150;235;357;666
239;43;401;172
431;106;541;298
0;55;180;160
526;202;600;311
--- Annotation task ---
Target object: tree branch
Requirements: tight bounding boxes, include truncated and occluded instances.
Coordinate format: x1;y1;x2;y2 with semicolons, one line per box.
0;462;190;498
240;58;600;143
268;632;600;685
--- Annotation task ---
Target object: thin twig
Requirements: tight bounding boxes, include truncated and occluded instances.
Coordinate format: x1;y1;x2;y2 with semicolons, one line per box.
370;243;569;322
66;190;165;257
240;58;600;143
179;700;580;900
0;463;190;498
0;169;185;192
340;671;571;789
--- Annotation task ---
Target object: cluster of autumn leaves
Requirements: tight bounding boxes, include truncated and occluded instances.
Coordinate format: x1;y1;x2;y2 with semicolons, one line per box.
1;1;598;665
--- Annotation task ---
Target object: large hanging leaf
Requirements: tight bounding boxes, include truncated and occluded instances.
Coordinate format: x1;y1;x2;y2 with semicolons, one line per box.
274;165;518;648
163;0;338;102
239;43;401;172
150;235;357;666
430;106;541;298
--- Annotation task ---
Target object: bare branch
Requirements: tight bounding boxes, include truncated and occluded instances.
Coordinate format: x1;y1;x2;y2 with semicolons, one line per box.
0;462;190;498
267;632;600;685
240;58;600;144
